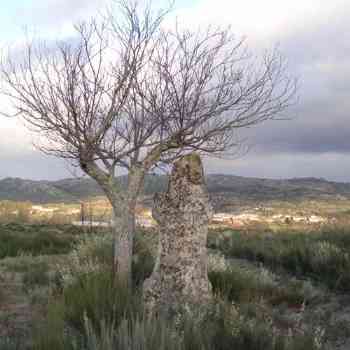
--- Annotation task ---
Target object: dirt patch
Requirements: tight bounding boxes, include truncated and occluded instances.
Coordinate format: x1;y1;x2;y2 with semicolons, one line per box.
0;271;35;345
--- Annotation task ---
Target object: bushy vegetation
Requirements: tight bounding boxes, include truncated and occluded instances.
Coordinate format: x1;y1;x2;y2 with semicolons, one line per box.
63;271;140;333
0;223;81;258
22;260;50;291
209;227;350;291
26;233;325;350
209;265;307;306
33;275;324;350
0;224;338;349
0;337;22;350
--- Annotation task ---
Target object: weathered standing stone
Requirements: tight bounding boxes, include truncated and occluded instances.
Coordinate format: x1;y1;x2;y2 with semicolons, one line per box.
143;153;213;315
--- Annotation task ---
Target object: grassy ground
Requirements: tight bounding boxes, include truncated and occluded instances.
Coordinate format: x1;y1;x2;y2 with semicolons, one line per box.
1;223;350;348
208;226;350;291
0;223;83;258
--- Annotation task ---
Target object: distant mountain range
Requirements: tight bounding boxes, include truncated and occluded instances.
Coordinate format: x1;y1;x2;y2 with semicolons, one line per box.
1;175;350;205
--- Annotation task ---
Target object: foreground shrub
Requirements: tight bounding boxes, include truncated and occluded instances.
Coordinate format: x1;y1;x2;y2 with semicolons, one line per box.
0;338;22;350
213;229;350;291
63;270;140;333
81;316;181;350
32;300;71;350
22;260;50;292
0;223;77;258
208;259;308;307
33;297;325;350
31;230;325;350
56;231;154;289
209;264;276;303
132;233;155;287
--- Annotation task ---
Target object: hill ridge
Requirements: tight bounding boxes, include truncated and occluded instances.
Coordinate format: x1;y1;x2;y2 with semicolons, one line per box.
0;175;350;203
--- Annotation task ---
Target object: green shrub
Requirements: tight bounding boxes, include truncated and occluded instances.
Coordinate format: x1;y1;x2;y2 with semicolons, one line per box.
82;316;182;350
209;267;265;303
181;300;323;350
209;265;308;308
63;270;140;333
212;229;350;291
132;234;155;287
0;337;21;350
0;223;77;258
22;261;50;291
269;279;306;307
30;227;327;350
32;279;325;350
32;300;72;350
56;231;155;290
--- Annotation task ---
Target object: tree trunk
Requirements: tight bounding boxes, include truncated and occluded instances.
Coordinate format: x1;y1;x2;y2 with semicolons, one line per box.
81;160;145;286
111;166;145;286
111;200;134;286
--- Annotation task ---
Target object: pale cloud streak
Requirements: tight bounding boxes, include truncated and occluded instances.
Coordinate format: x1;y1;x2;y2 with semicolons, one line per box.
1;0;350;180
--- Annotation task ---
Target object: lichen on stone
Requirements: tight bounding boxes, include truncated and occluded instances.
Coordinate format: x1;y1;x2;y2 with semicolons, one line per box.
143;153;213;316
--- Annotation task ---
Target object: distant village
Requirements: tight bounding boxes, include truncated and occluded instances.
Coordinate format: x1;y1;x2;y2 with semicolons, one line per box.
212;211;327;227
73;207;329;228
0;200;335;228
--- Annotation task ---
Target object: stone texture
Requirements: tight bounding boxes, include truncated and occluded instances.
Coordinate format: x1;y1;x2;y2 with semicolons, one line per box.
143;153;213;315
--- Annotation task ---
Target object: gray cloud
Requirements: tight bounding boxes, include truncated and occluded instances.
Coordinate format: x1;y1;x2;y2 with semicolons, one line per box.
235;6;350;160
2;1;350;181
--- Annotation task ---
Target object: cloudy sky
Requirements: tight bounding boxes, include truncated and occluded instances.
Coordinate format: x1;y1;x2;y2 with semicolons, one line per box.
0;0;349;181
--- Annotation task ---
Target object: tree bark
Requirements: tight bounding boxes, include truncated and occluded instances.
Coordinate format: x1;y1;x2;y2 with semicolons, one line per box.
81;160;145;285
111;165;145;286
112;202;133;286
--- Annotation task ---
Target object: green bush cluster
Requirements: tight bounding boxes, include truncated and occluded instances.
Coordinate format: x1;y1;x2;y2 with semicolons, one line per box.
0;226;330;349
32;279;323;350
31;276;323;350
30;232;324;350
22;260;50;291
54;231;154;290
0;337;22;350
211;228;350;291
0;223;80;258
209;265;275;303
63;271;140;333
209;266;306;307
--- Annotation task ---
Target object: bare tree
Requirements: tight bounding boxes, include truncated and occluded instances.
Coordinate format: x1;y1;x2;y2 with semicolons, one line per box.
0;0;296;284
125;27;296;163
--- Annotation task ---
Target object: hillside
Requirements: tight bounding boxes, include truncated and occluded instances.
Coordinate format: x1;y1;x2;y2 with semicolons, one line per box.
206;175;350;200
1;175;350;204
0;178;75;203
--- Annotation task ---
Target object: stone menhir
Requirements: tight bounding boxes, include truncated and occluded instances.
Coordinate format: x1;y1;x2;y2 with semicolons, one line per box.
143;153;213;315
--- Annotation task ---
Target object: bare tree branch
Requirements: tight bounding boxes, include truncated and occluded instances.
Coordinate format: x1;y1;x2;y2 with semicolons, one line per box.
0;0;296;282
